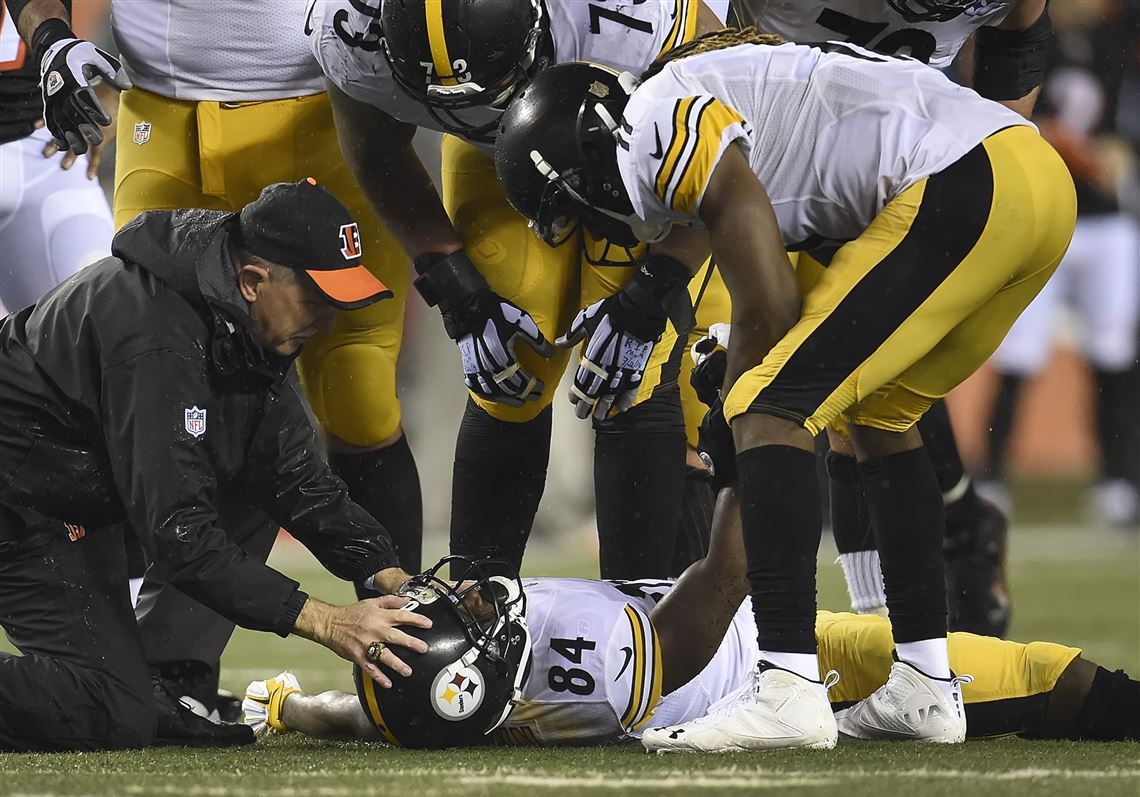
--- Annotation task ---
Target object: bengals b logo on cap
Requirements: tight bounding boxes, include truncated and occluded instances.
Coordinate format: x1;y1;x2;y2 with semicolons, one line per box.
339;222;362;260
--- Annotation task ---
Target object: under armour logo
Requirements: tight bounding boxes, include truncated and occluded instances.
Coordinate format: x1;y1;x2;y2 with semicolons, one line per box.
667;728;685;739
906;704;947;725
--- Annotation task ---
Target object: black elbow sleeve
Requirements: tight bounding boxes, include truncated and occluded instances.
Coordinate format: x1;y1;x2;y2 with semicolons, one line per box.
973;8;1053;102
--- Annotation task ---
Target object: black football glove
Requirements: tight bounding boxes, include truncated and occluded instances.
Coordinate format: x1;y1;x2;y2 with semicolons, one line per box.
697;398;737;493
415;250;553;407
689;322;731;409
556;254;694;421
33;19;131;155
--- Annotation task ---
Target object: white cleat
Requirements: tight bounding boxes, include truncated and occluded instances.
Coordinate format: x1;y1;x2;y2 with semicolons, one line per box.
242;671;302;736
836;659;971;743
642;662;839;753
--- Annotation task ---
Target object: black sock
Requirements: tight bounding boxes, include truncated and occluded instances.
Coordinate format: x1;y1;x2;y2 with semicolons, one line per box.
984;372;1023;483
918;400;988;531
1073;666;1140;741
825;451;874;555
738;445;821;654
671;470;716;576
594;388;685;579
329;436;423;576
1093;367;1140;484
450;399;551;575
916;401;967;495
858;447;947;643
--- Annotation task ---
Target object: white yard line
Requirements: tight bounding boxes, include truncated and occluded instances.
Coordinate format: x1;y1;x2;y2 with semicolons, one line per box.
6;768;1139;797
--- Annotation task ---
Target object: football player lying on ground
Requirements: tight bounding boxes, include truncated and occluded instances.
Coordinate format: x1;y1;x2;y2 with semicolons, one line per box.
490;29;1076;750
242;486;1139;748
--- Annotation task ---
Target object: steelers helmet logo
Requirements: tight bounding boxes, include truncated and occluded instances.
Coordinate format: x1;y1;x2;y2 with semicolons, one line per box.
431;665;485;721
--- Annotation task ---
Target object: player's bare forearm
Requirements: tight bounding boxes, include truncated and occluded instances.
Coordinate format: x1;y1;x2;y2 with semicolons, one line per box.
651;488;749;694
698;146;800;392
8;0;69;43
1001;0;1047;31
999;86;1041;119
280;690;382;741
326;82;462;258
648;223;711;276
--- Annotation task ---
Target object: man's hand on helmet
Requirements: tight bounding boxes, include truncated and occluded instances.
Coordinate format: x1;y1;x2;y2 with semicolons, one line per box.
557;254;694;421
292;596;432;688
414;250;554;406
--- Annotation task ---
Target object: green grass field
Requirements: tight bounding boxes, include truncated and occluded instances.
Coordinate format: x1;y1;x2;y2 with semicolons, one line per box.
2;522;1138;797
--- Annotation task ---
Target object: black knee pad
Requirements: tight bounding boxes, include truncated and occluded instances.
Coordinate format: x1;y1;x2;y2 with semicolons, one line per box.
1075;666;1140;741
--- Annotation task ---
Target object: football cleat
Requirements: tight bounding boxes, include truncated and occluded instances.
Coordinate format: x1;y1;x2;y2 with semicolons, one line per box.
242;672;302;736
945;497;1011;637
836;659;971;743
641;662;839;753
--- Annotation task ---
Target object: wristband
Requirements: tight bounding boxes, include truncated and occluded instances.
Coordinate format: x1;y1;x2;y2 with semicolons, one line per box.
31;18;74;70
412;251;489;309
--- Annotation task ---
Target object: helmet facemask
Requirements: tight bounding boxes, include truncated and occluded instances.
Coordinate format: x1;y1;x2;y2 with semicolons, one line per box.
381;0;547;144
527;71;668;251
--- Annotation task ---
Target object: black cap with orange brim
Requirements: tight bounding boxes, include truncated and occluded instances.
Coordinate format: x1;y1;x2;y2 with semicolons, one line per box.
238;178;393;310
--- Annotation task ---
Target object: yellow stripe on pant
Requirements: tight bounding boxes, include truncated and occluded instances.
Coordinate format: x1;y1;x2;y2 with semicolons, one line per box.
816;611;1081;737
724;126;1076;435
113;87;409;448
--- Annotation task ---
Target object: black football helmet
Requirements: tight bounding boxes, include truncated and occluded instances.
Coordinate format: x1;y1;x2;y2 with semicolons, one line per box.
380;0;548;143
353;556;531;749
886;0;981;23
495;62;669;251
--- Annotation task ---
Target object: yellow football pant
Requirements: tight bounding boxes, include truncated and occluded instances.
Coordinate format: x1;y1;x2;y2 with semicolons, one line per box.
725;126;1077;434
440;136;731;445
817;611;1081;736
114;87;408;448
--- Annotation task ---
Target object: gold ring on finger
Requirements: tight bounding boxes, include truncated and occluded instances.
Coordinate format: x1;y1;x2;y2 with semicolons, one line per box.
366;641;387;662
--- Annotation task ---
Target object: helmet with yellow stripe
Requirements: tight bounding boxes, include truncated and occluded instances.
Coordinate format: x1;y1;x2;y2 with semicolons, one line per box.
380;0;548;142
353;556;531;749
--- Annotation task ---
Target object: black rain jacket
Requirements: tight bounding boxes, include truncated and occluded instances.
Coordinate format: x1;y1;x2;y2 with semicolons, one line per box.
0;209;398;635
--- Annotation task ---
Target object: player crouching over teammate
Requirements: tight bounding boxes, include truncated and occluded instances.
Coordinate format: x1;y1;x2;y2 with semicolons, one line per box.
492;29;1077;750
242;502;1139;749
0;180;430;751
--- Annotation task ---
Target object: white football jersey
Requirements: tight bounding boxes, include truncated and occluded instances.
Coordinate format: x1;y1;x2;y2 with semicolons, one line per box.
308;0;720;139
732;0;1014;68
111;1;325;101
497;578;663;745
614;41;1032;252
497;577;756;745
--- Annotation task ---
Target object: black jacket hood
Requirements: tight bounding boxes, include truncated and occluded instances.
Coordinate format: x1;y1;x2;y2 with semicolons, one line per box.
112;209;296;384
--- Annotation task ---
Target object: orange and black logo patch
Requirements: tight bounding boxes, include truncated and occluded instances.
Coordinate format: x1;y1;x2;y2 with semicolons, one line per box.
339;223;362;260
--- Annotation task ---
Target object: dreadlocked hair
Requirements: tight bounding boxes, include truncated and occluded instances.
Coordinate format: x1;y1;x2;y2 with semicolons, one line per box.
642;27;787;81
